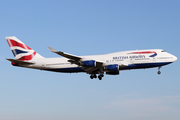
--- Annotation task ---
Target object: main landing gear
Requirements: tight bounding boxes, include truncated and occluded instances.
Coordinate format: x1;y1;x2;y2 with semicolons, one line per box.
90;74;104;80
90;74;97;79
98;74;104;80
157;67;161;75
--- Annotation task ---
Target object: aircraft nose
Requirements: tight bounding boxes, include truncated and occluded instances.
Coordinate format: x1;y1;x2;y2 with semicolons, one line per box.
174;56;177;61
172;55;177;62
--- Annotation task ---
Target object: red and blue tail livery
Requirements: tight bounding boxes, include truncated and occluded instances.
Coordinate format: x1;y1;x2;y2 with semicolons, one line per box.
6;36;43;61
6;36;177;80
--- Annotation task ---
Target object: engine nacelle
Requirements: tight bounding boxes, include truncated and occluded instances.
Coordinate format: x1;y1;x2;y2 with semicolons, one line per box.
104;64;119;75
104;64;119;71
80;60;96;67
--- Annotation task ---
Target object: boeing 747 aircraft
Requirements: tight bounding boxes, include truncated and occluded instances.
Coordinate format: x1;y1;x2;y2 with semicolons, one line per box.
6;36;177;80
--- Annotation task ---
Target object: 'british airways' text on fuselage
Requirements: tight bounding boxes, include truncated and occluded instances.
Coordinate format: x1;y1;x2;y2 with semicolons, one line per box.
113;55;146;60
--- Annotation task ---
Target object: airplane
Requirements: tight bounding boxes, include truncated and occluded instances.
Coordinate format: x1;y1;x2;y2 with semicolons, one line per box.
6;36;177;80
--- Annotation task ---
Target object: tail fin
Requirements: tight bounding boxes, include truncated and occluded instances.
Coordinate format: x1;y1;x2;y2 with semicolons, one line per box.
6;36;44;61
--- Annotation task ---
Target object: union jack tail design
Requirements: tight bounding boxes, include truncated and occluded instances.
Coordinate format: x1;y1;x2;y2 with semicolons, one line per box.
6;36;44;61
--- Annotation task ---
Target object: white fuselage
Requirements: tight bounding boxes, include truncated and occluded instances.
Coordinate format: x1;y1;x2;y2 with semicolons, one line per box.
22;49;177;73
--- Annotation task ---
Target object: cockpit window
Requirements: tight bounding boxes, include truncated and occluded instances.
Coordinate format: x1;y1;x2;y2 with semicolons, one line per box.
161;50;166;52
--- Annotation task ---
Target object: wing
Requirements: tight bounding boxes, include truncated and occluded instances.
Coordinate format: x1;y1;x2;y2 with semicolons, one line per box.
48;47;104;73
48;47;128;74
48;47;81;61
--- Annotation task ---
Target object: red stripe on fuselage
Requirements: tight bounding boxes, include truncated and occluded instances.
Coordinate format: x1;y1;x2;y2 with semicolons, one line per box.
132;51;157;54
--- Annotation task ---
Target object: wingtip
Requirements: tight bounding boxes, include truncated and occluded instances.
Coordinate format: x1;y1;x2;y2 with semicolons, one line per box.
48;47;58;53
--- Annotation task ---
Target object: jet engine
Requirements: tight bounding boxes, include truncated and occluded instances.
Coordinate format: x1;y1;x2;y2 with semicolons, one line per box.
80;60;96;67
104;64;119;75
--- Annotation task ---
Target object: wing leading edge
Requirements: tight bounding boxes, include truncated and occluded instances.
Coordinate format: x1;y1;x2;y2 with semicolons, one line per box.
48;47;81;61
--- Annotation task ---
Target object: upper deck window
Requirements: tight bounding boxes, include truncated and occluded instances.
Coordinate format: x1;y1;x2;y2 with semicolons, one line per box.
161;50;166;52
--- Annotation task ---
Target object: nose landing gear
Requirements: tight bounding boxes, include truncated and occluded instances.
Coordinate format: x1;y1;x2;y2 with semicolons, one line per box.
157;71;161;74
157;67;161;75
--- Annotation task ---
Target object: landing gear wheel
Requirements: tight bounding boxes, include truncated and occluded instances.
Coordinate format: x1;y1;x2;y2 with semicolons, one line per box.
157;71;161;75
98;76;102;80
90;75;93;79
90;74;97;79
94;74;97;78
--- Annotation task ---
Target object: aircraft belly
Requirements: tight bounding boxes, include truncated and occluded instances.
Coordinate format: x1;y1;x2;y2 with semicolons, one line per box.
120;62;172;70
44;67;85;73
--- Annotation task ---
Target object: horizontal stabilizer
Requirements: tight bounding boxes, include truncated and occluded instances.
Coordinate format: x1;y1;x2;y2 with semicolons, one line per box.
6;58;34;65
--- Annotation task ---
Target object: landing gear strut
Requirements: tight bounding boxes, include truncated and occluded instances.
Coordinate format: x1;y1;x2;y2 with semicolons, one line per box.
157;67;161;75
90;67;104;80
